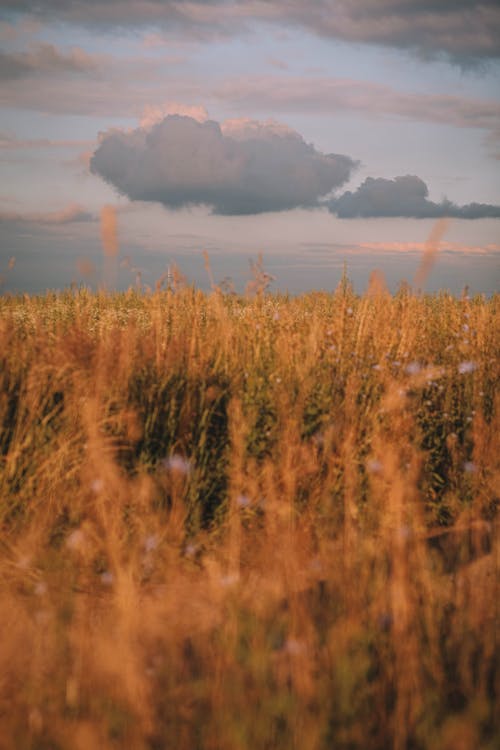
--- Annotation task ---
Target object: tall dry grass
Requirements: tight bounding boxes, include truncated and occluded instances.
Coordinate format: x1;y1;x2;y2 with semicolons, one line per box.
0;281;498;749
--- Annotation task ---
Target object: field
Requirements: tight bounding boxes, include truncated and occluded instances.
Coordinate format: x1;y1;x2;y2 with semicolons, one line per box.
0;279;498;750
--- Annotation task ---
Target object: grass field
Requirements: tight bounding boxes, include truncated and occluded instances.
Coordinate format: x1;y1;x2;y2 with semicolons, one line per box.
0;279;498;749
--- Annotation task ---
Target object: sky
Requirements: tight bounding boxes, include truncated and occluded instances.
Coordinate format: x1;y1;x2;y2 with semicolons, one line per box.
0;1;499;296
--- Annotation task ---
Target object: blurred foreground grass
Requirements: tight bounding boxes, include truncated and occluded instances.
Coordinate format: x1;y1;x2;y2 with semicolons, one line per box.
0;282;499;749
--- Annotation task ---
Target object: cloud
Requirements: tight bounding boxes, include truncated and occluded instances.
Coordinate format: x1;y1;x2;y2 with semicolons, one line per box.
0;132;94;150
328;175;500;219
215;75;500;130
139;102;209;129
0;46;198;116
2;1;499;64
214;75;500;155
356;241;500;255
0;203;95;225
0;42;100;80
90;114;357;215
286;0;500;66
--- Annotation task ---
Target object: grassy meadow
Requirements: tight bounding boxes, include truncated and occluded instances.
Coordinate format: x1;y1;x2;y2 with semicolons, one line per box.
0;277;499;749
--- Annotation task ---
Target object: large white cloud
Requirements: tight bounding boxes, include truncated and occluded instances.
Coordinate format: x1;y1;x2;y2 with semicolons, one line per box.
90;115;357;215
328;175;500;218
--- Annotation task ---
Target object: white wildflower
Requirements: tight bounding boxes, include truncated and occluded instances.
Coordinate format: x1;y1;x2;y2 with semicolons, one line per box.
144;534;159;553
236;494;251;508
162;455;191;475
458;361;476;374
405;362;421;375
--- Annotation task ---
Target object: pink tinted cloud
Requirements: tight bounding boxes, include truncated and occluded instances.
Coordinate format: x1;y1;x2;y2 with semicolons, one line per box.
215;75;500;155
215;75;500;131
357;241;500;255
0;203;95;225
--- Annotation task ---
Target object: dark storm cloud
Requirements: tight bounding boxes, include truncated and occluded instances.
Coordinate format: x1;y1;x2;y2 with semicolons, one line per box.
328;175;500;218
90;115;357;215
2;1;499;64
0;43;99;80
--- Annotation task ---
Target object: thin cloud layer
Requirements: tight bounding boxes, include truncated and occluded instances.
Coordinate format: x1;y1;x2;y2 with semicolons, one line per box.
0;132;94;150
2;1;500;64
0;43;100;80
0;203;95;225
215;75;500;157
328;175;500;219
90;115;357;215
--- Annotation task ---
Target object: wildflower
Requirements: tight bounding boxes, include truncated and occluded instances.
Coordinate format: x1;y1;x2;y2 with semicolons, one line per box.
398;525;411;540
66;529;86;552
346;307;353;316
464;461;477;473
34;581;47;597
144;534;159;553
90;478;104;494
458;361;476;374
184;543;197;558
162;454;191;475
405;361;421;375
367;458;383;474
16;555;32;570
236;494;251;508
100;571;114;586
283;638;305;655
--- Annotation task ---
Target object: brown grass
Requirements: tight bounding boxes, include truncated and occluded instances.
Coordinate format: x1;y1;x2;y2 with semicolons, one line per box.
0;282;498;749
